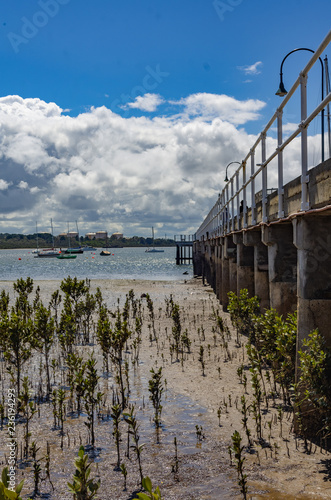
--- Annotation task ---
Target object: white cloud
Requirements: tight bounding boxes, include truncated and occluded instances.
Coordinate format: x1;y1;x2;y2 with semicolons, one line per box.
0;179;10;190
123;93;164;112
171;93;266;124
0;94;322;236
237;61;263;75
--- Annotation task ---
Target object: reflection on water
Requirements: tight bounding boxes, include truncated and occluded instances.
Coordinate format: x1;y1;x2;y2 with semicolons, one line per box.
0;247;192;281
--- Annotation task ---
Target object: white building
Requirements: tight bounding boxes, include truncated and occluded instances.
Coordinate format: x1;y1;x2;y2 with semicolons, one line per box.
95;231;108;240
112;232;123;239
85;232;96;240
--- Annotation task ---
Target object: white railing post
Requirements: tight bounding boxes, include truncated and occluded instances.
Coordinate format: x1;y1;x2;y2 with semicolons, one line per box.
261;132;268;222
223;190;227;235
236;171;240;230
242;161;247;228
250;149;256;224
231;178;234;231
277;108;285;217
300;72;309;211
226;184;230;233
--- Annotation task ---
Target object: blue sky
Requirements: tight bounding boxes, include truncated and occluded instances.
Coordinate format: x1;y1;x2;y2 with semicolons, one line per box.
0;1;330;236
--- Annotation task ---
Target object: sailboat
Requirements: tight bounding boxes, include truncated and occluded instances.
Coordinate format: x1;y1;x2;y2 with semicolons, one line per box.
64;221;83;254
36;219;61;258
145;227;164;253
57;222;77;259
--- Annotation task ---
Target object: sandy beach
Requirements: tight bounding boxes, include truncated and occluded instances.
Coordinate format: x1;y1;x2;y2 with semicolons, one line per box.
0;277;330;499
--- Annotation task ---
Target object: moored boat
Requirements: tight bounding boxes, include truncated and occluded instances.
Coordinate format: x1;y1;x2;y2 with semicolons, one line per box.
64;247;83;254
82;246;97;251
57;253;77;259
145;227;164;253
35;219;61;258
36;248;61;258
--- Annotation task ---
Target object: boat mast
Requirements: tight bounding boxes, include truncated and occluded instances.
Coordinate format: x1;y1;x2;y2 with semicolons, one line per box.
36;222;39;252
67;221;71;250
50;219;55;248
76;220;80;242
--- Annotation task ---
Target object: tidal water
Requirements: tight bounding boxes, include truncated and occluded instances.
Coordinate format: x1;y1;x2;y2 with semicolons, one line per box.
0;247;192;281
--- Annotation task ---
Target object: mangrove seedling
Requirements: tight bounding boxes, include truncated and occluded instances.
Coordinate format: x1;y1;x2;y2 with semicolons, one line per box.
19;377;36;459
67;446;100;500
195;425;205;442
30;441;42;496
44;442;54;491
0;309;35;396
171;303;182;360
0;466;25;500
198;346;205;376
240;396;252;447
120;463;128;491
277;406;284;438
181;329;191;353
78;290;97;344
49;289;62;328
217;406;222;427
111;403;122;469
171;437;179;474
34;302;55;398
83;354;103;448
145;294;156;340
96;305;112;373
148;367;163;428
229;430;248;500
134;476;162;500
123;406;145;485
109;310;132;409
58;295;77;355
56;388;66;449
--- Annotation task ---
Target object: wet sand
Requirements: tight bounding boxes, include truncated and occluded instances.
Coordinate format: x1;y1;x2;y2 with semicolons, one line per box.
0;277;330;499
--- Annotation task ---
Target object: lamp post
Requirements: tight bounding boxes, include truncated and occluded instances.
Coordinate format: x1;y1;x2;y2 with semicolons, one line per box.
224;161;241;182
275;47;325;162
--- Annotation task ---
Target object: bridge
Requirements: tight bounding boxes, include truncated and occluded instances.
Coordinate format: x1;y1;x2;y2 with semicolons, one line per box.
193;30;331;352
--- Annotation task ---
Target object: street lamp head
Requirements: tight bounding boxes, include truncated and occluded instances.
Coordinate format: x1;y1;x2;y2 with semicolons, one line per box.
224;161;241;183
275;80;287;97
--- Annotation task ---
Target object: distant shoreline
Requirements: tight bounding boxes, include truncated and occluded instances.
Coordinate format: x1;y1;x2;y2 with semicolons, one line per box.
0;243;176;250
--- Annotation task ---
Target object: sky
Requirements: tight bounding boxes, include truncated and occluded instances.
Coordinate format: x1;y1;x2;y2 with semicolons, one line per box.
0;0;330;237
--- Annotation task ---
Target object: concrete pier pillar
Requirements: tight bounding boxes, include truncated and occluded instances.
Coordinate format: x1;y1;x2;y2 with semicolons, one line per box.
243;229;270;310
215;240;222;300
233;233;254;297
202;243;211;286
262;223;297;316
293;215;331;348
193;241;203;276
221;236;236;311
209;241;216;292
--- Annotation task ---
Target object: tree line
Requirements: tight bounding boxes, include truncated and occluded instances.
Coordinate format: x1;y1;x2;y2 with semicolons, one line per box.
0;233;176;249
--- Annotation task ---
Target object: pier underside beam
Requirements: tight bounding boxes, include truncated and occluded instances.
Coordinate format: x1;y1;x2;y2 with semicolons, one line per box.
233;233;254;298
262;223;297;317
243;229;270;311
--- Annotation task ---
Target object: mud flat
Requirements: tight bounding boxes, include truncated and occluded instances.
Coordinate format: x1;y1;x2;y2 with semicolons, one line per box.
0;277;330;499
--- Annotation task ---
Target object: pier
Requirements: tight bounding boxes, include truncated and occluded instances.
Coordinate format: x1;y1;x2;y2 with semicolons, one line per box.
174;235;193;265
193;31;331;359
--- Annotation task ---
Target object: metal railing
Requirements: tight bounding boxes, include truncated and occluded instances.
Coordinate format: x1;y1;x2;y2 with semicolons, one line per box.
174;234;194;242
195;30;331;241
